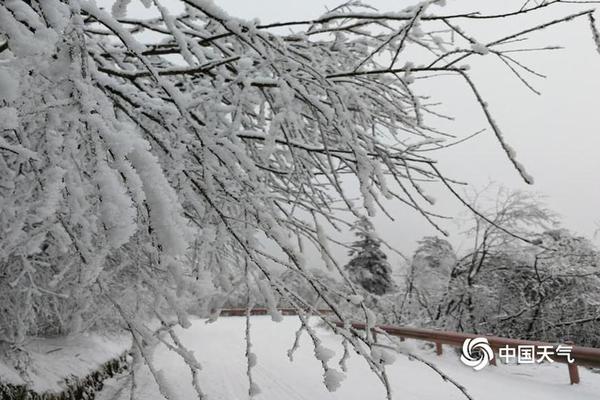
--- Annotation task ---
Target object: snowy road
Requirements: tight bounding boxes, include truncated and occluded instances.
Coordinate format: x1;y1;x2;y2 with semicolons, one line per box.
98;316;600;400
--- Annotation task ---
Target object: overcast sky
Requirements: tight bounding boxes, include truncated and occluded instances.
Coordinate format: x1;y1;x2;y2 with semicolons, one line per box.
105;0;600;268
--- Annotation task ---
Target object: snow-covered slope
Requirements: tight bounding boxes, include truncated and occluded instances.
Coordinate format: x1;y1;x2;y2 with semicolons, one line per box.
0;333;130;394
98;316;600;400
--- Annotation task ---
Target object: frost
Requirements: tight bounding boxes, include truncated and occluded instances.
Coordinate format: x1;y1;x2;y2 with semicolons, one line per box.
128;143;189;256
315;344;335;362
95;162;137;249
249;382;261;396
471;41;489;55
591;14;600;55
5;1;44;31
238;57;253;70
270;308;284;322
403;61;415;84
0;5;57;56
315;221;335;270
412;25;425;38
348;294;364;305
323;368;346;392
0;106;18;129
371;347;397;365
38;1;70;30
366;309;377;330
111;0;132;18
80;2;146;54
187;0;231;20
156;369;182;400
0;67;18;101
247;351;257;367
257;278;283;322
424;194;436;205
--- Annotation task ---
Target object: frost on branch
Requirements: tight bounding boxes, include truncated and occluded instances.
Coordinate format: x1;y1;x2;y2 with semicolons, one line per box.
324;368;346;392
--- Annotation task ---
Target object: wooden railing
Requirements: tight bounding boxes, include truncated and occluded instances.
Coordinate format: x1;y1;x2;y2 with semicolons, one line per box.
220;308;600;384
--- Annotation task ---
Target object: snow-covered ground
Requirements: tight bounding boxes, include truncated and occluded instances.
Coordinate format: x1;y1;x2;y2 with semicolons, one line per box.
98;316;600;400
0;332;130;393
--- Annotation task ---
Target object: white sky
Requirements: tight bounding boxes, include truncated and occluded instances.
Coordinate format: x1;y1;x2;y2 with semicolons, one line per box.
104;0;600;267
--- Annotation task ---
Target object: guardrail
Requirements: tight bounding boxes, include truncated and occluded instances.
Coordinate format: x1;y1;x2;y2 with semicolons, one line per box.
220;308;600;384
219;308;333;317
341;321;600;384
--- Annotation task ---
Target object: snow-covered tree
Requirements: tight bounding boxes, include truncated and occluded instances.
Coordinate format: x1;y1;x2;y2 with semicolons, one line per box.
401;187;600;345
1;0;600;397
403;236;455;321
486;229;600;346
345;217;395;295
433;187;558;332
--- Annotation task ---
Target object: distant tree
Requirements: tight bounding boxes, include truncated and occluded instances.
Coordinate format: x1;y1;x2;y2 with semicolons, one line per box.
489;229;600;346
435;187;557;332
345;217;395;296
402;187;600;346
403;237;456;321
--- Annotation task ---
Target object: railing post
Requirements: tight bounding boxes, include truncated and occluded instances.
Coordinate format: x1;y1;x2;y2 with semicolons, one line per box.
486;334;496;366
568;362;580;384
565;341;580;384
435;342;443;356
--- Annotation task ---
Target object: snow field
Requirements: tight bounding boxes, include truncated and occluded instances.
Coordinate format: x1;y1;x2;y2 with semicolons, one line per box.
98;316;600;400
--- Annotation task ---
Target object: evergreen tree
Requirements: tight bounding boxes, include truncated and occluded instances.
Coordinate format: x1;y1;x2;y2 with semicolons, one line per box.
345;217;395;295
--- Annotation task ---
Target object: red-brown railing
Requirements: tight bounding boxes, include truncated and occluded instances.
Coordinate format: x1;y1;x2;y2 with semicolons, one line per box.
341;321;600;384
219;308;332;317
220;308;600;384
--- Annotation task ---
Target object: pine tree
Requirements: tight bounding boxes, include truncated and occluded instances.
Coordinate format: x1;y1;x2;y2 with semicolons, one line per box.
345;217;395;296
